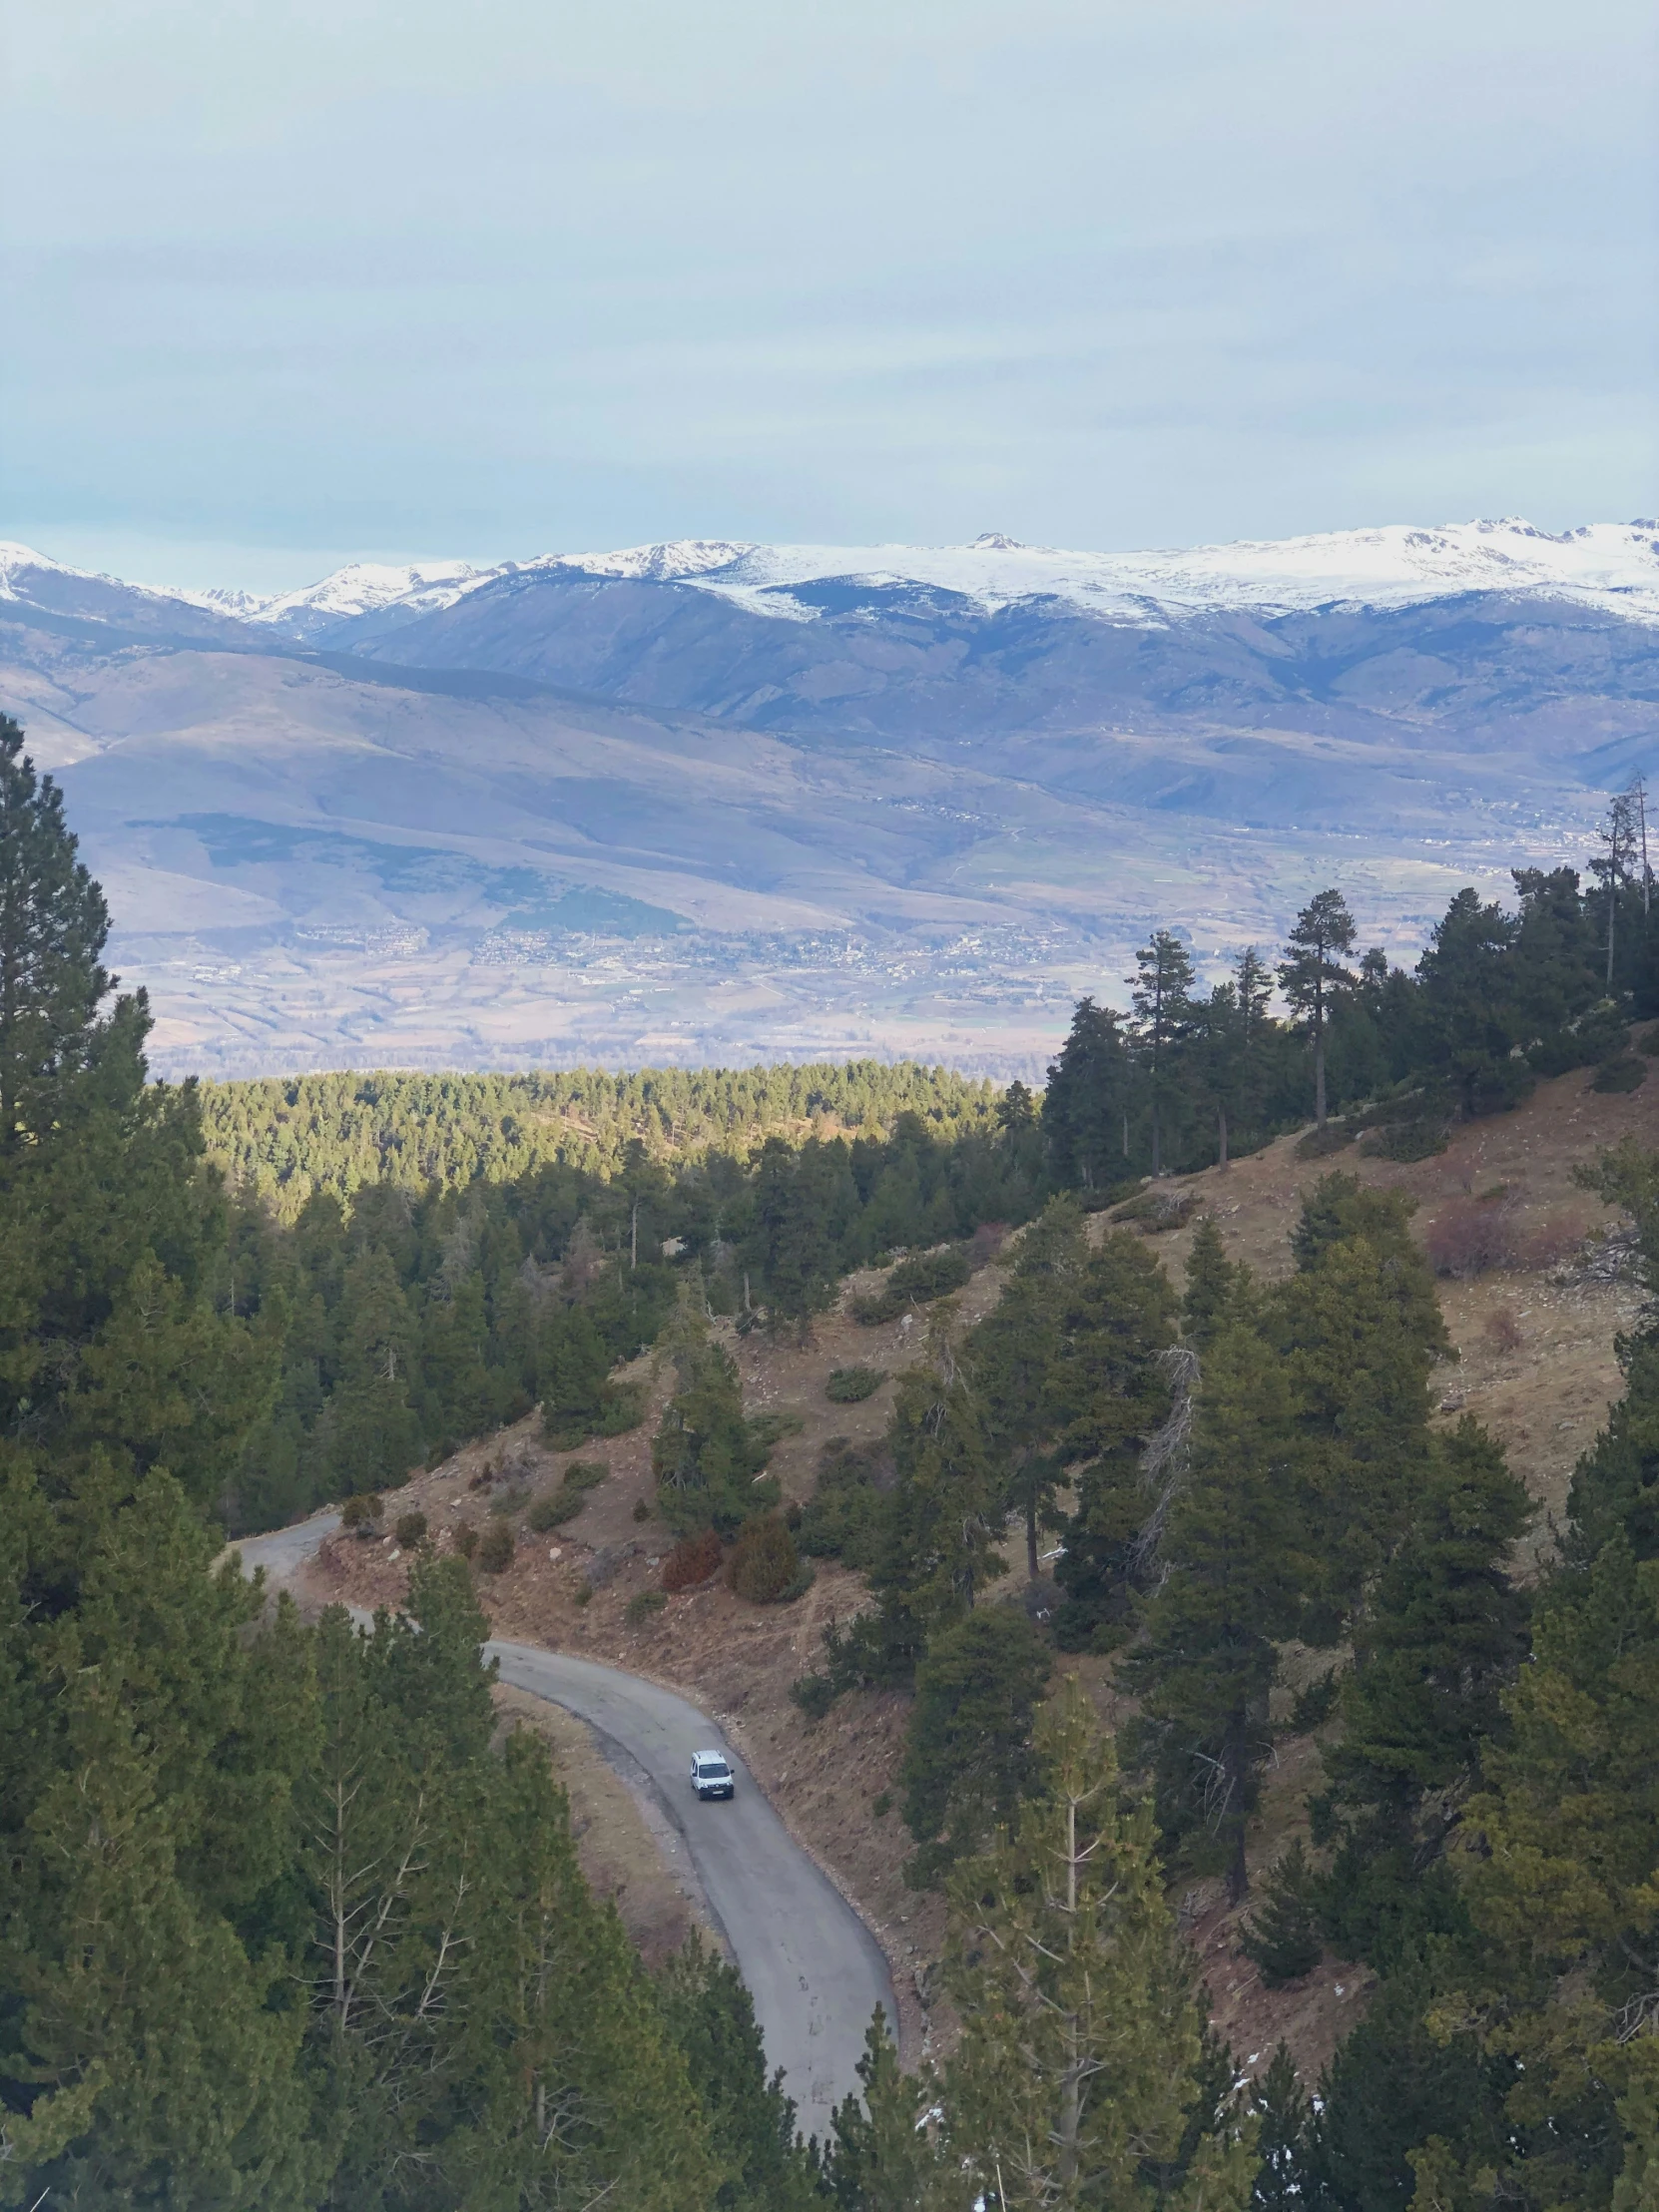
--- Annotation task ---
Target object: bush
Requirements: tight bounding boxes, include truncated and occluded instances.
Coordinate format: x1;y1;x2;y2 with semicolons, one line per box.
1484;1305;1523;1352
826;1365;886;1403
727;1514;801;1603
776;1561;816;1604
798;1438;883;1569
476;1519;515;1574
393;1510;428;1550
631;1498;652;1522
661;1527;724;1592
565;1458;609;1490
791;1672;836;1721
597;1382;647;1436
852;1246;972;1324
1109;1187;1198;1232
747;1409;805;1452
1462;1056;1536;1117
526;1488;580;1533
340;1492;383;1537
1359;1116;1450;1162
1424;1199;1518;1279
1639;1023;1659;1056
1295;1122;1355;1160
451;1521;478;1560
1592;1053;1647;1094
625;1590;667;1626
489;1485;530;1517
1241;1841;1326;1985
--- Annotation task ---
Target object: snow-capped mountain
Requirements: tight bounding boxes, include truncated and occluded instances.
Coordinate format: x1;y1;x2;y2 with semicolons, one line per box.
245;518;1659;644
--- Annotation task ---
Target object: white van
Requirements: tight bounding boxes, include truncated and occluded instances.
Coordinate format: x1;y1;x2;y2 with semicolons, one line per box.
690;1750;735;1801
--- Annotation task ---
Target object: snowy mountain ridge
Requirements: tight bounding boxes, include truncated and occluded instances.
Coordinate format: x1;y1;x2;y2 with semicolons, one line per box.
8;519;1659;641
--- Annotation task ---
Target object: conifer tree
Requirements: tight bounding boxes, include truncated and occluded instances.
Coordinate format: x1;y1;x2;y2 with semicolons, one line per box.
1249;2045;1313;2212
1128;928;1197;1176
1278;888;1358;1128
1181;1213;1243;1351
899;1603;1052;1888
1127;1324;1309;1900
1316;1416;1530;1967
1049;1231;1180;1650
324;1247;420;1495
824;2010;942;2212
941;1677;1254;2210
1043;997;1135;1189
651;1299;774;1534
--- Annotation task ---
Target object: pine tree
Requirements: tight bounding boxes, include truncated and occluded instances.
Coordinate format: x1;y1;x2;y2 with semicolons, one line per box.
657;1935;820;2211
824;2009;941;2212
539;1299;613;1441
1127;1324;1309;1900
651;1299;774;1535
1043;997;1135;1190
1128;928;1197;1176
1278;888;1358;1128
941;1677;1255;2210
1249;2045;1313;2210
325;1247;420;1495
1050;1230;1180;1650
1181;1213;1243;1351
1316;1417;1530;1968
899;1604;1052;1889
969;1197;1088;1576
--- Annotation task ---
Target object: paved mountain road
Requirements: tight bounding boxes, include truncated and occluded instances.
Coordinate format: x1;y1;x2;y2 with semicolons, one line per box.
233;1512;895;2120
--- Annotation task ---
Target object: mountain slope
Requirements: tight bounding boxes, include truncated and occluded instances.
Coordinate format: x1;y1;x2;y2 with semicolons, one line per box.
1;521;1654;1076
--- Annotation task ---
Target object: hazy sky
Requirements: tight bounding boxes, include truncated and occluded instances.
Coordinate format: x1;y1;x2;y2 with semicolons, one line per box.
6;0;1656;591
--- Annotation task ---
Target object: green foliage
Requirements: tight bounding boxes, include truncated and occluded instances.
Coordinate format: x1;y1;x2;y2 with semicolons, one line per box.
392;1508;427;1548
826;1364;886;1402
1239;1843;1325;1985
899;1604;1052;1889
1181;1213;1244;1350
941;1679;1255;2210
1593;1050;1647;1092
652;1307;777;1535
657;1936;822;2212
851;1244;972;1324
797;1438;885;1569
1250;2045;1313;2211
451;1518;479;1559
626;1589;667;1625
822;2008;942;2211
476;1515;515;1573
789;1671;835;1721
726;1513;802;1603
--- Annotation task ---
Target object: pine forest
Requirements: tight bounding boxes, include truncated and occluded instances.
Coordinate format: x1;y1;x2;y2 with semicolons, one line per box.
4;702;1658;2210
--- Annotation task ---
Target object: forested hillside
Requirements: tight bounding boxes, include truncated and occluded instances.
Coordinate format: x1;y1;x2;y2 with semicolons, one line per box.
6;698;1659;2207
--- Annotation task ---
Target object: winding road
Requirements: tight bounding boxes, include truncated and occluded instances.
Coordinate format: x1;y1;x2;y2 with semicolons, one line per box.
233;1512;895;2121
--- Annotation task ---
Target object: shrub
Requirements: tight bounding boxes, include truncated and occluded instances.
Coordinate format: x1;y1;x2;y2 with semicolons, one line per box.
489;1485;531;1517
565;1458;609;1490
1640;1023;1659;1057
1295;1123;1355;1160
776;1562;816;1604
852;1246;972;1324
791;1672;836;1721
1109;1187;1198;1232
1291;1668;1342;1732
597;1382;647;1436
871;1791;892;1819
526;1488;579;1533
1241;1841;1326;1985
748;1409;805;1451
798;1438;883;1569
1484;1305;1523;1353
393;1510;428;1550
661;1527;724;1592
1593;1053;1647;1094
451;1520;478;1559
1424;1199;1518;1280
1462;1056;1536;1117
625;1590;667;1626
476;1519;515;1574
727;1514;801;1603
340;1493;383;1537
631;1498;652;1522
826;1365;886;1403
1360;1117;1450;1162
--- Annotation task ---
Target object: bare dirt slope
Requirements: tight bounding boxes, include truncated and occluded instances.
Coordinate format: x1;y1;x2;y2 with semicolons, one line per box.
305;1058;1657;2081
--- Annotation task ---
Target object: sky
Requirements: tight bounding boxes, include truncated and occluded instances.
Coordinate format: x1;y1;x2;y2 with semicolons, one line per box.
5;0;1656;593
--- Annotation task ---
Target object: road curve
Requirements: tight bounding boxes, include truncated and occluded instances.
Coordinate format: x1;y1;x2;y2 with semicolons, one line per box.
232;1513;895;2122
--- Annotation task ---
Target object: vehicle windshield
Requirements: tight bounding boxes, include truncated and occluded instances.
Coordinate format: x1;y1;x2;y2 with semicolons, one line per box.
701;1761;730;1778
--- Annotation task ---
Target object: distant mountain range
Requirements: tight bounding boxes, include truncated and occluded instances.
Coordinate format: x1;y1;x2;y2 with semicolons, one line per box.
2;522;1655;1078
